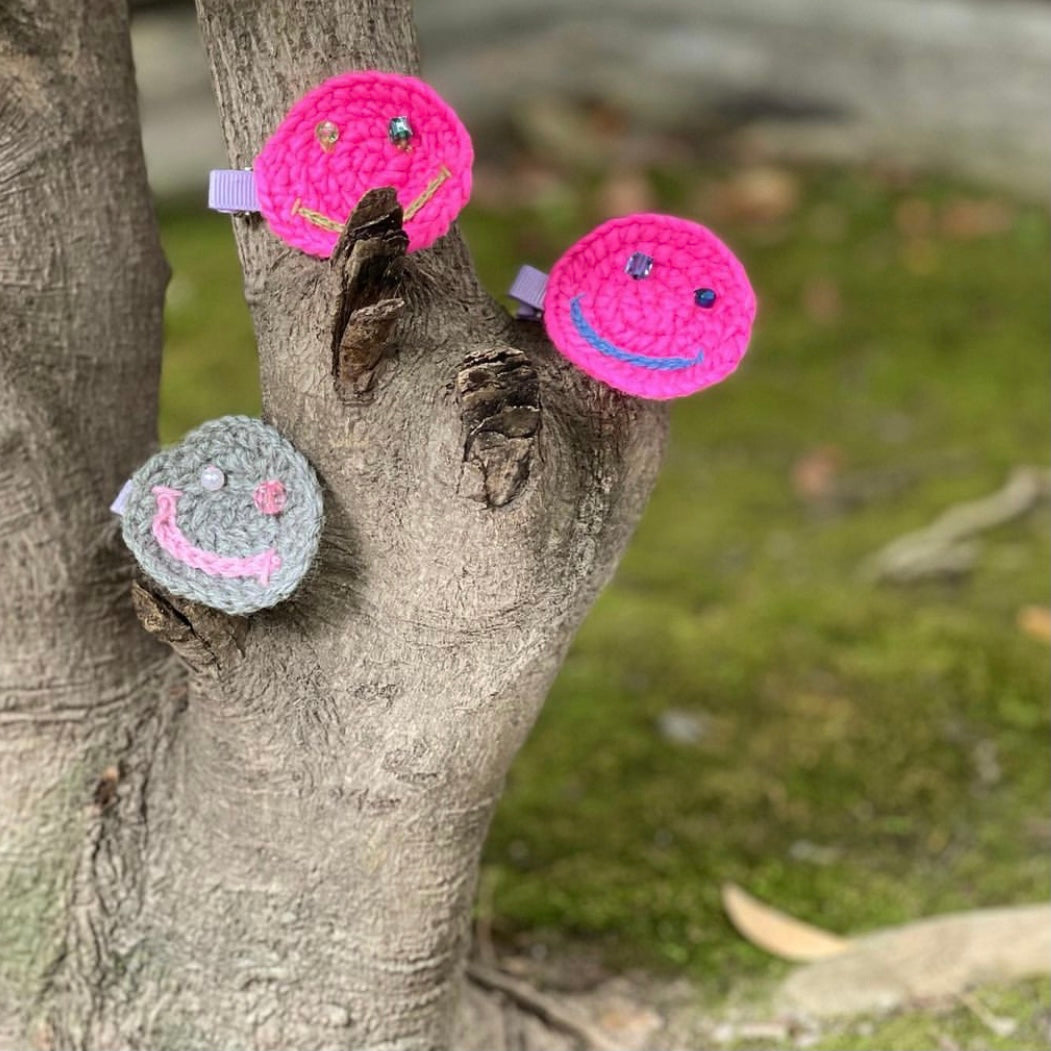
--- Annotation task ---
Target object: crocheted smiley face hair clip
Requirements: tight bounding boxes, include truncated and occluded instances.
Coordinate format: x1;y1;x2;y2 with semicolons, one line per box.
113;417;324;616
209;71;473;257
510;213;756;400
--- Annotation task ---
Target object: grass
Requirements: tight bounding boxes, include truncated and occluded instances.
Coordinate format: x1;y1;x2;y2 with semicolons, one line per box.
157;162;1049;1041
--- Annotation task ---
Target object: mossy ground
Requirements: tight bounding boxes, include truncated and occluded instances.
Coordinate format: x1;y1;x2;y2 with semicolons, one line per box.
713;978;1050;1050
157;163;1049;1044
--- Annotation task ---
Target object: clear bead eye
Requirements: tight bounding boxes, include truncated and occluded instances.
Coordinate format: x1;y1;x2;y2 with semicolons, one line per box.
199;464;225;491
694;287;717;308
388;116;413;147
315;120;339;151
625;252;653;279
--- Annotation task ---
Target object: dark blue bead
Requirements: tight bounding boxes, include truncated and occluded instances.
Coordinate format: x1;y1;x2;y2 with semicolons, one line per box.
694;287;717;308
625;252;654;279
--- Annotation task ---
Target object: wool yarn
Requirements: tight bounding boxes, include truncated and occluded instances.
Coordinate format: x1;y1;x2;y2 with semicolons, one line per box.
121;416;323;615
542;214;756;400
252;70;473;257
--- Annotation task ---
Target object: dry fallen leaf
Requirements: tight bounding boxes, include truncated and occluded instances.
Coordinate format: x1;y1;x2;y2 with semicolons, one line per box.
1016;605;1051;642
776;903;1051;1017
940;198;1014;240
721;883;851;962
791;446;843;502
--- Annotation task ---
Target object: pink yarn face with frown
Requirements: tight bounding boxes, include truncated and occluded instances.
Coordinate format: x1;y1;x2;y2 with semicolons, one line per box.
543;214;756;400
254;71;473;257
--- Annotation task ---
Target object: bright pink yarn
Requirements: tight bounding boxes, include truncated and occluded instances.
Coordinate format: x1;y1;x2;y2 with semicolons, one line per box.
254;71;473;257
543;214;756;400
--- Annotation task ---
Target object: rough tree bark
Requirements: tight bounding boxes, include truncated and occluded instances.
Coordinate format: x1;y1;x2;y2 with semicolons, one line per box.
0;1;666;1048
0;1;172;1046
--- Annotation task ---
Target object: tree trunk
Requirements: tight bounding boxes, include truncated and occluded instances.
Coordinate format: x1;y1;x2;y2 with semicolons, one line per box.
0;1;666;1048
0;0;171;1046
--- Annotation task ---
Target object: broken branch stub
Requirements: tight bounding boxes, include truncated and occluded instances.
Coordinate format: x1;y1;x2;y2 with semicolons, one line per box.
329;187;408;401
130;579;246;675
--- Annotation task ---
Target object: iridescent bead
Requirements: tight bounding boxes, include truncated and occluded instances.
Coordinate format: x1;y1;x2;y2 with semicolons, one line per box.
694;287;717;308
388;116;413;147
199;464;226;491
625;252;653;279
315;120;339;151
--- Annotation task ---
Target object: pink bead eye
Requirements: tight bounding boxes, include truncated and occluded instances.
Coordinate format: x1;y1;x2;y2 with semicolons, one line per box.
253;479;287;515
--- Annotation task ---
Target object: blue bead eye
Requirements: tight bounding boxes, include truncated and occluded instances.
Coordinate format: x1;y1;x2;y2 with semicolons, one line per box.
625;252;654;279
694;288;717;308
388;116;413;147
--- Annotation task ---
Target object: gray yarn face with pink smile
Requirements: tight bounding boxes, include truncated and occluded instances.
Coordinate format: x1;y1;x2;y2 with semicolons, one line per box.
121;416;323;615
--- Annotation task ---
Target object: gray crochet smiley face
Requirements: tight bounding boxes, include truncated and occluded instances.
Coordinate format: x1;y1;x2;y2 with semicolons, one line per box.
121;416;323;615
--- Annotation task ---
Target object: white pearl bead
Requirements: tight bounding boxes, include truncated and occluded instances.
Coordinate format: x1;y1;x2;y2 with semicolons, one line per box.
199;464;226;491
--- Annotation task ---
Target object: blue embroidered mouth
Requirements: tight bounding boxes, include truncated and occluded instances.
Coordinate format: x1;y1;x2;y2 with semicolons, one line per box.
570;296;705;371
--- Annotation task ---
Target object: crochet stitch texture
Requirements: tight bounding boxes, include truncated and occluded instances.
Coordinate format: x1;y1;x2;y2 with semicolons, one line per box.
543;213;756;399
254;70;473;257
121;416;323;615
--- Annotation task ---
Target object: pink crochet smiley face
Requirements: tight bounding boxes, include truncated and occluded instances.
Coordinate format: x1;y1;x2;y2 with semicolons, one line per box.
543;214;756;399
254;71;473;257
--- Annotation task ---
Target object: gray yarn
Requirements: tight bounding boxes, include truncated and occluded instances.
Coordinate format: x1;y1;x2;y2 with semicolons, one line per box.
121;416;324;615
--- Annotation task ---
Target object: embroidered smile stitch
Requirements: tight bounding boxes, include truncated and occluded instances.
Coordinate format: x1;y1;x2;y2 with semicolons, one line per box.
150;486;281;585
569;295;706;371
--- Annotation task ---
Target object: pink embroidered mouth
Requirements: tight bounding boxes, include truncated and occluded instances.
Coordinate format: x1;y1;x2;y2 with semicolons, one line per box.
151;486;281;586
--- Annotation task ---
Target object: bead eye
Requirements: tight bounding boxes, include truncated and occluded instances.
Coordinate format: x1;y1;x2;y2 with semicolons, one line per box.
625;252;653;279
315;120;339;151
388;116;413;148
199;465;226;491
694;287;717;308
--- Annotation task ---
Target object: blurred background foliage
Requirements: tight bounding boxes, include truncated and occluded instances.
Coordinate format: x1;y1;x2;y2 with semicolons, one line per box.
157;135;1049;1043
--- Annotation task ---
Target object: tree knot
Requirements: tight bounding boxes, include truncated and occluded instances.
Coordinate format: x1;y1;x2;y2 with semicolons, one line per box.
456;347;541;508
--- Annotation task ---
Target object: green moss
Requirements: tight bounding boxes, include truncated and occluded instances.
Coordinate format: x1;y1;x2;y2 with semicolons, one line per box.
469;169;1048;991
717;979;1051;1050
156;165;1049;1025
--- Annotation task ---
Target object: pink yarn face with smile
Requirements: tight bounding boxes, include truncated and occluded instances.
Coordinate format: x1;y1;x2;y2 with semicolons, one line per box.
543;214;757;400
254;71;473;257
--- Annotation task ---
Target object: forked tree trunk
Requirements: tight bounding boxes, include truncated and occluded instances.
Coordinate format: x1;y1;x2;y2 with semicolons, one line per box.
0;1;666;1048
0;0;172;1046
